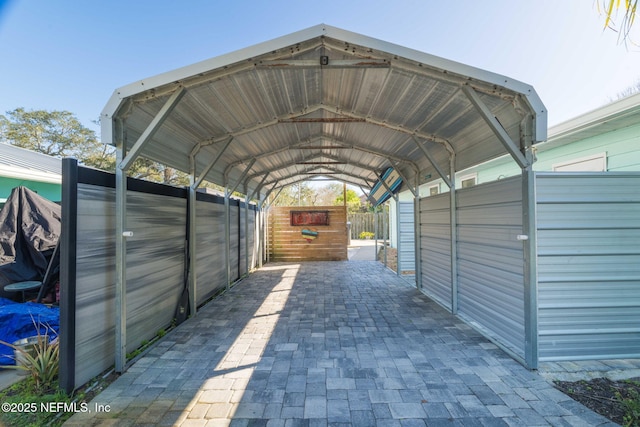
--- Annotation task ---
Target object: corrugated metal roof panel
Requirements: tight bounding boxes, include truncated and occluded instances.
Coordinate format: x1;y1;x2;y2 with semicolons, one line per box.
0;143;61;183
103;24;546;199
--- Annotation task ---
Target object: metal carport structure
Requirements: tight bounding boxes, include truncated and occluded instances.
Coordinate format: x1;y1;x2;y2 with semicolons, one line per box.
100;24;546;375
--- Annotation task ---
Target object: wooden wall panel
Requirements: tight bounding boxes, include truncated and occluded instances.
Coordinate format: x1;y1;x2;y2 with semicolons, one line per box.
268;206;347;261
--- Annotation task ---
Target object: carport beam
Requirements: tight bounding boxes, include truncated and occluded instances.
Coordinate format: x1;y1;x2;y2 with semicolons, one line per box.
412;138;452;188
461;85;529;169
119;88;186;172
192;136;234;189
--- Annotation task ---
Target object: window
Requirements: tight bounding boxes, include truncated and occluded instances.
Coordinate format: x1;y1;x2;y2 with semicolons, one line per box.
429;184;440;196
552;152;607;172
460;174;477;188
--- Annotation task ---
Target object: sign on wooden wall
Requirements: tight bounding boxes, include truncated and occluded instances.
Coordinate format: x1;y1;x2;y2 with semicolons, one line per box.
290;210;330;226
269;206;347;261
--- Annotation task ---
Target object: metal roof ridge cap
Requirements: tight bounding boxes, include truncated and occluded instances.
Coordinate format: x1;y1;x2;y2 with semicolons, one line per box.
323;25;544;96
102;24;329;116
102;24;545;115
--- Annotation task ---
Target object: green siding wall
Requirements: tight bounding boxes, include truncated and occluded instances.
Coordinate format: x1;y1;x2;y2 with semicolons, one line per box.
413;120;640;195
0;177;61;203
535;124;640;172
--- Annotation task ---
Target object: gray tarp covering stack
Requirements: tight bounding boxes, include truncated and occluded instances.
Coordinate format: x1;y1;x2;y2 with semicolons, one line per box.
0;186;61;299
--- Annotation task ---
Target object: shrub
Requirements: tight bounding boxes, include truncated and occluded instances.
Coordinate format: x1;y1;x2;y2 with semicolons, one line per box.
0;318;59;392
359;231;375;239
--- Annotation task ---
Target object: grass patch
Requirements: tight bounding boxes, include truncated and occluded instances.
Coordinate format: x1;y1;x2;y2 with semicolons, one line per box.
0;377;73;426
0;369;119;427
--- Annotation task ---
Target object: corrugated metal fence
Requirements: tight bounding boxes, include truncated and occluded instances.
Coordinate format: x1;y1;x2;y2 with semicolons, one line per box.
398;202;415;274
456;177;525;359
420;192;452;308
536;172;640;361
418;172;640;365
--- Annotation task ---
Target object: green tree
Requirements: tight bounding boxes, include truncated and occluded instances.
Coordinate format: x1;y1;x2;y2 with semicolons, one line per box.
128;158;190;186
316;183;343;206
272;182;316;206
0;108;116;171
334;188;362;213
0;108;194;186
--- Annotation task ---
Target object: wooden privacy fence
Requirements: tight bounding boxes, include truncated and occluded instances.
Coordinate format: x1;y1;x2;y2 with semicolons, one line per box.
268;206;347;261
347;212;388;239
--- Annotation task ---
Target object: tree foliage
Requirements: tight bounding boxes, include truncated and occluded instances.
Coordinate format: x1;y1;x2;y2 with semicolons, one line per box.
334;188;362;213
272;182;318;206
600;0;639;44
0;108;115;170
0;108;196;187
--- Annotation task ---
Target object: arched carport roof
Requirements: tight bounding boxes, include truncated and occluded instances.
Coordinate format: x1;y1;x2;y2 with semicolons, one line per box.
102;24;546;199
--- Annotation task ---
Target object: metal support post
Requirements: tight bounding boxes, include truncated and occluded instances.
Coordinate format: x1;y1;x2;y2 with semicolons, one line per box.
244;195;250;275
523;164;538;369
395;195;401;277
383;204;388;267
263;207;267;264
114;122;127;373
374;209;379;259
414;175;422;290
188;185;197;315
449;152;458;314
224;187;231;290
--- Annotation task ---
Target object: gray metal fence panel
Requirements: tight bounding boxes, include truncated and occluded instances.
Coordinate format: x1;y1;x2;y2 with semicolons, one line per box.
536;172;640;361
398;201;415;273
125;191;186;351
419;193;451;308
64;165;261;390
229;204;240;282
73;185;187;388
456;176;525;359
195;198;226;304
74;183;116;387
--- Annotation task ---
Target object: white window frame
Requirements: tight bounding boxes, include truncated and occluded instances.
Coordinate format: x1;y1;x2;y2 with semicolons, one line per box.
429;184;440;196
459;173;477;188
552;152;607;172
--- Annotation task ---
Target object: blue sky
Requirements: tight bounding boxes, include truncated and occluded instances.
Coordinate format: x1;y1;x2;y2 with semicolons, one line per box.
1;0;639;135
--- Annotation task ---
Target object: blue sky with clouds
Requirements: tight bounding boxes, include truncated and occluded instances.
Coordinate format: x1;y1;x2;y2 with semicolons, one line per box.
1;0;639;134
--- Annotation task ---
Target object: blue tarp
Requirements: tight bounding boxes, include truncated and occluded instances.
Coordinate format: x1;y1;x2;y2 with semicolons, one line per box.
0;298;59;365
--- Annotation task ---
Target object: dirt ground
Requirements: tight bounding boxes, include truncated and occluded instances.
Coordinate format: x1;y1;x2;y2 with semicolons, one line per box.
376;246;397;272
554;377;640;426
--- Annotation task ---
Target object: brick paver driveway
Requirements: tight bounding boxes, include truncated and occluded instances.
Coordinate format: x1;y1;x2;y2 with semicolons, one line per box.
65;261;613;426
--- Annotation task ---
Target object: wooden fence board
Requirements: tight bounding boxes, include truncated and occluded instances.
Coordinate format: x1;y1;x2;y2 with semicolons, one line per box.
268;206;348;261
